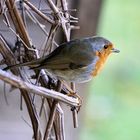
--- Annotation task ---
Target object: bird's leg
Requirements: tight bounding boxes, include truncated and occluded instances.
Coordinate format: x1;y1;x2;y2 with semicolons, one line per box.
61;80;82;107
61;80;81;128
70;82;78;128
61;80;82;112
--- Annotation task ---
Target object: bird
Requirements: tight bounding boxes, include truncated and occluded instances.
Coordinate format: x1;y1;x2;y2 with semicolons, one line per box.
4;36;119;83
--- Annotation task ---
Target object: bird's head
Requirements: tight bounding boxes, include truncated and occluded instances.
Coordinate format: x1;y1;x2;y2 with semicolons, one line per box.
91;36;120;58
90;36;120;77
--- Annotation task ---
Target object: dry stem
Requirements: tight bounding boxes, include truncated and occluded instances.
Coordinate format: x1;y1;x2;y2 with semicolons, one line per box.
0;69;79;106
0;0;79;139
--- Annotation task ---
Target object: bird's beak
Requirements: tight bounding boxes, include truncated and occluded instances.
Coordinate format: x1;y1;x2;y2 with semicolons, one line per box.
111;48;120;53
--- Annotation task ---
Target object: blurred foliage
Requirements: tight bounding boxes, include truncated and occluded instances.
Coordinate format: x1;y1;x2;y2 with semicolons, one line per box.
80;0;140;140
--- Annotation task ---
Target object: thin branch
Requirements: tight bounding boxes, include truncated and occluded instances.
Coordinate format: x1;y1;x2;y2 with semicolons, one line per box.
55;104;65;140
24;0;55;24
47;0;70;41
0;69;79;106
44;100;58;140
44;80;62;140
42;24;59;55
5;0;31;47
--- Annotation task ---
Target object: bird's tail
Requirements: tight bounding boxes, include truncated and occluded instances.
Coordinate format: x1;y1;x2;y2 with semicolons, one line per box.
3;57;44;71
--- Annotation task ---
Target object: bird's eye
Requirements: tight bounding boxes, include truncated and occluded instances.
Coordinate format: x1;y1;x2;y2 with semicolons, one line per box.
104;45;108;49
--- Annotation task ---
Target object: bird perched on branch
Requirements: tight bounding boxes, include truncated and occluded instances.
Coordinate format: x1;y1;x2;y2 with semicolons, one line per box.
4;36;119;83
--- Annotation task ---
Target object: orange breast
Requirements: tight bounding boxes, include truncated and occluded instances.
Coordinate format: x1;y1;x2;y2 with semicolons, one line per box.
91;52;110;76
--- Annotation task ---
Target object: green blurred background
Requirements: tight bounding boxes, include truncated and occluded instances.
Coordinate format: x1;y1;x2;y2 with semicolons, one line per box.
81;0;140;140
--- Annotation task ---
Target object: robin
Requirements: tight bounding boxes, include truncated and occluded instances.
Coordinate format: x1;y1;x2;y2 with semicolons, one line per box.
4;36;119;83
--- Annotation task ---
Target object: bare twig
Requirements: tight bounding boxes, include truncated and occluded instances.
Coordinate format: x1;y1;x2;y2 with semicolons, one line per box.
47;0;70;41
42;24;59;55
70;82;78;128
44;100;58;140
0;69;79;106
24;0;55;24
44;80;62;140
5;0;31;47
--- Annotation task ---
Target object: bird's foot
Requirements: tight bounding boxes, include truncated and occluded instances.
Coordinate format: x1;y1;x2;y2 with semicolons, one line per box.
60;80;82;110
67;92;82;112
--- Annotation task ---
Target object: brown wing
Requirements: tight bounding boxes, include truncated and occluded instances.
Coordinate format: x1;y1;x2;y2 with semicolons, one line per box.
32;38;96;70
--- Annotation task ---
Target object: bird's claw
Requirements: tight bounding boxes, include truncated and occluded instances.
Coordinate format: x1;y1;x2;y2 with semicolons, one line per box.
67;92;82;112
